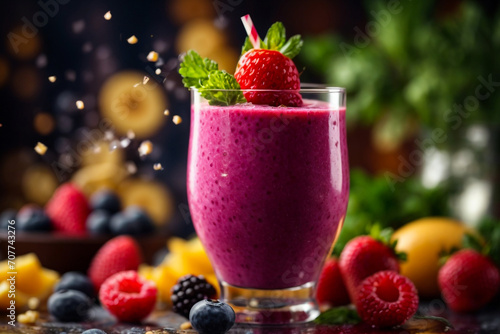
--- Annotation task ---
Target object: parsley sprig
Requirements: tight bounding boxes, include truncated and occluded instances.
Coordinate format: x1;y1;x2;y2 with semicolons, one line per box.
179;50;246;106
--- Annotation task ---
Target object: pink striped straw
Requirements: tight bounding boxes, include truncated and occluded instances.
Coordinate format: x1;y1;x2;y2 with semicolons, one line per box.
241;14;261;49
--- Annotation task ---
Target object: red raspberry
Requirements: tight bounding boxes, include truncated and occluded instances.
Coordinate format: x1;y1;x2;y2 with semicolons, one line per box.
438;249;500;312
234;49;302;107
355;271;418;327
88;236;143;291
45;183;90;233
99;271;157;323
316;257;351;307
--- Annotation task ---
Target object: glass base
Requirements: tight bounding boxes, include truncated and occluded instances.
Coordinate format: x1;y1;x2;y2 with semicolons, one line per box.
220;281;320;325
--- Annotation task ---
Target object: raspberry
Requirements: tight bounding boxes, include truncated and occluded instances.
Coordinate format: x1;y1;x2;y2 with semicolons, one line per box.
171;275;217;318
355;271;418;327
99;271;157;323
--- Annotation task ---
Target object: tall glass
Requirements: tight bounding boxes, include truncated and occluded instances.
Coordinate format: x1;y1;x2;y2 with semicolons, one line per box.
187;86;348;324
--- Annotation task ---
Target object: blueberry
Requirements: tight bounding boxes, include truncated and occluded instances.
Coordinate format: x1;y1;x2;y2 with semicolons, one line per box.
54;272;95;298
48;290;92;322
189;300;235;334
82;329;106;334
16;205;52;232
90;190;121;214
86;210;111;234
110;206;155;235
0;209;16;231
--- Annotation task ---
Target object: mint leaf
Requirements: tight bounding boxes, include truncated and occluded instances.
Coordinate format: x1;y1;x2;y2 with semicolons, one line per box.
179;50;218;88
314;306;361;325
280;35;303;59
263;22;286;50
179;50;246;106
200;70;246;106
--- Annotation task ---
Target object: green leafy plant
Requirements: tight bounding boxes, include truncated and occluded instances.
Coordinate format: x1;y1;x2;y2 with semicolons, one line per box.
241;22;303;59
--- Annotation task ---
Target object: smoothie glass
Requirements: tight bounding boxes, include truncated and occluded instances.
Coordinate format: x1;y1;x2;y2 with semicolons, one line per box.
187;86;348;324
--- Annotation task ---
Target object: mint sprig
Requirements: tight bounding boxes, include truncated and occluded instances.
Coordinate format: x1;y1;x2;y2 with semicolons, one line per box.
241;22;303;59
179;50;246;106
314;306;361;325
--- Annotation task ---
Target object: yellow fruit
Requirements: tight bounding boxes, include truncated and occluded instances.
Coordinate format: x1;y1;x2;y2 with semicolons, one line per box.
392;217;469;297
118;179;174;226
81;141;124;167
22;164;58;206
99;71;167;138
0;281;29;310
72;162;128;196
0;254;59;301
152;265;178;303
176;19;226;56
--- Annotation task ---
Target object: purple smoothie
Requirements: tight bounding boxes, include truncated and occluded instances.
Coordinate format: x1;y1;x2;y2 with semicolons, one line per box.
187;100;349;289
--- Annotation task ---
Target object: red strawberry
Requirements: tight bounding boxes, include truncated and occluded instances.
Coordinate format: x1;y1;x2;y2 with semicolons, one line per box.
45;183;90;233
356;271;419;327
316;257;351;307
88;236;143;291
339;236;400;301
438;249;500;312
235;49;302;107
99;270;157;323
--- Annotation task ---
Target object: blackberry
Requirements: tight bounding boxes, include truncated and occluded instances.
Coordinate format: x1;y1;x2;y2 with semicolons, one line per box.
171;275;217;318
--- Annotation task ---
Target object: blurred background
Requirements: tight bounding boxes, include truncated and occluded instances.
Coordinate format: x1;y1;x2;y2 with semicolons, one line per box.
0;0;499;248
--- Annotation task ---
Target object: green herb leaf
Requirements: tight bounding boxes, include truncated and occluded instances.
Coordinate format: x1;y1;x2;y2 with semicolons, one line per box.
200;70;246;106
179;50;218;88
280;35;303;59
179;50;246;106
314;306;361;325
263;22;286;50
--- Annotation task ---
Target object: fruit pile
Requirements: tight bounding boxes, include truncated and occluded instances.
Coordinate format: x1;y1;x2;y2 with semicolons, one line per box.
0;183;159;236
315;218;500;327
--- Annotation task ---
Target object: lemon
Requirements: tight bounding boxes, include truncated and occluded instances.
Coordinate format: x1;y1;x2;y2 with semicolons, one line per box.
392;217;470;297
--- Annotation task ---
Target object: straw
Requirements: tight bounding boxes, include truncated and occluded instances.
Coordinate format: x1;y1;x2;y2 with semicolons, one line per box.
241;14;261;49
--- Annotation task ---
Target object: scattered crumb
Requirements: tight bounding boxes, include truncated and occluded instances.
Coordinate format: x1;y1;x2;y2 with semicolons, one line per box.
120;137;131;148
76;100;84;110
172;115;182;125
126;130;136;139
127;35;138;44
34;142;47;155
147;51;159;62
180;322;192;330
153;163;163;171
143;76;150;85
17;310;39;324
28;297;40;310
163;109;170;116
48;76;56;83
104;130;114;141
109;139;120;151
145;331;153;334
104;11;112;20
125;161;137;174
0;123;2;127
133;82;141;87
138;140;153;156
155;68;161;75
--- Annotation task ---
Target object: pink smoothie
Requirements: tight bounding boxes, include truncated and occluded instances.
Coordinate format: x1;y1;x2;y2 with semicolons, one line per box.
187;100;349;289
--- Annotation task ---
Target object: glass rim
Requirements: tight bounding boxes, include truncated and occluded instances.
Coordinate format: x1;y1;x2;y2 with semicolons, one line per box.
191;84;345;94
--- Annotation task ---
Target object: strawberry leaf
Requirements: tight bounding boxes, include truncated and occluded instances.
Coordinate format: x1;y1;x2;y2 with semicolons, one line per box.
179;50;246;106
314;306;361;325
240;22;303;59
462;233;484;253
263;22;286;50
